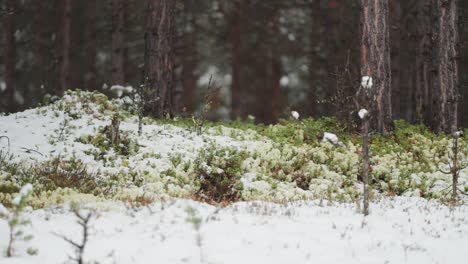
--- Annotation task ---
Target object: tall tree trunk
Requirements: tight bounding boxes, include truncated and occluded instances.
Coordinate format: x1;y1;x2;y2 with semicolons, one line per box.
57;0;72;96
85;0;97;90
181;0;197;113
111;0;126;85
142;0;175;118
324;0;340;116
414;0;434;124
270;12;282;123
3;0;16;112
230;0;245;120
431;0;460;133
35;1;46;89
308;0;325;117
389;0;401;119
360;0;393;132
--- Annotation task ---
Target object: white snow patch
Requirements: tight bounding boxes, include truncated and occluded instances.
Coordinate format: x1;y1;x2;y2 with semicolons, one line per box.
291;111;299;120
322;132;339;145
361;76;373;89
0;203;9;216
358;109;369;119
110;85;133;98
1;198;467;264
12;183;33;206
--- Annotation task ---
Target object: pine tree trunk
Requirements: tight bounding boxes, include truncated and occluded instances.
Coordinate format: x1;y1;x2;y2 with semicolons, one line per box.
360;0;393;133
415;0;434;124
181;0;197;113
85;0;97;90
57;0;72;96
389;0;401;119
35;0;46;90
230;0;245;120
111;0;126;85
308;0;325;117
2;0;16;112
324;0;340;116
142;0;175;118
270;13;282;123
431;0;460;133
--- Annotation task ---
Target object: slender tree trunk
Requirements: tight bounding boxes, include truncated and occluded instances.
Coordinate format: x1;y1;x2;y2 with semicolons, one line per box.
142;0;175;118
270;13;282;122
3;0;16;112
431;0;460;133
360;0;393;132
324;0;340;116
111;0;126;85
362;117;370;216
389;0;401;119
35;1;46;87
57;0;72;96
308;0;325;117
85;0;97;90
230;0;245;120
414;0;434;124
181;0;198;113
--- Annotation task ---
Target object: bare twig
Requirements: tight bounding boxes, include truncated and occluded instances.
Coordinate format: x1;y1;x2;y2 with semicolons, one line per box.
20;147;44;157
54;208;94;264
0;135;11;149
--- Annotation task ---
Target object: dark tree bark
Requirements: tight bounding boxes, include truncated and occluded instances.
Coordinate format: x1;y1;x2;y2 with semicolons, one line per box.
230;0;245;120
181;0;198;113
84;0;97;90
431;0;460;133
270;13;282;123
35;1;46;87
308;0;324;117
57;0;72;96
360;0;393;132
324;0;340;115
389;0;401;119
111;0;126;85
2;0;16;112
414;0;434;124
142;0;175;118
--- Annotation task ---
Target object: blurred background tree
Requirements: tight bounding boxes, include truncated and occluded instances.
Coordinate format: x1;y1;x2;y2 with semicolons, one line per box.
0;0;466;131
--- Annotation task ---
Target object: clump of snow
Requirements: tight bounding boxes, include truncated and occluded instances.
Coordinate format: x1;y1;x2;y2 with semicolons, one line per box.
0;203;9;216
358;109;369;119
291;111;299;120
110;85;133;98
12;183;33;206
453;131;463;138
322;132;339;145
361;76;373;89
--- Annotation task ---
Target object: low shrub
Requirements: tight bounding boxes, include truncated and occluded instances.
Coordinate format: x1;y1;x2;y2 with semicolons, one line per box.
193;145;247;204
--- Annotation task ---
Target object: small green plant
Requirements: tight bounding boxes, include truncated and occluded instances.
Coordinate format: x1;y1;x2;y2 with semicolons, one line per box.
26;156;100;195
192;76;220;136
193;145;246;203
434;131;468;204
0;183;35;257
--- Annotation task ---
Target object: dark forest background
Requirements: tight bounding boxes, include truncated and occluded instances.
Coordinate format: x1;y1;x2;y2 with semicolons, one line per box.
0;0;467;127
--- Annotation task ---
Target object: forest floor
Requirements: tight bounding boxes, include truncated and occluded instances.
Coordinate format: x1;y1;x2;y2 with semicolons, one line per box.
1;197;468;264
0;90;467;263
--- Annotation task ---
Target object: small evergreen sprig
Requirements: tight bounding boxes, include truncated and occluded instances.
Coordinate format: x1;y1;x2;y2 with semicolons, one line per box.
0;183;35;257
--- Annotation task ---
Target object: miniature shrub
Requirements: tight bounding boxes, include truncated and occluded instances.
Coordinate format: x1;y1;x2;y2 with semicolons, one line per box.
193;145;247;203
22;157;100;195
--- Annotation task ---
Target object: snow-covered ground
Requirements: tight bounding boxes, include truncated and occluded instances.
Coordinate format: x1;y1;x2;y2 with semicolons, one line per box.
1;91;468;263
1;198;468;264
